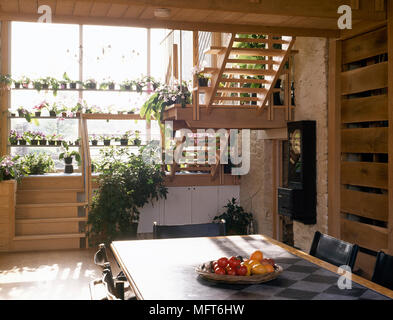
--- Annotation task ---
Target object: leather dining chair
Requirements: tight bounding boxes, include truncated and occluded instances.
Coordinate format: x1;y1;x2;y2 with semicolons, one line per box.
153;219;226;239
371;251;393;291
309;231;359;270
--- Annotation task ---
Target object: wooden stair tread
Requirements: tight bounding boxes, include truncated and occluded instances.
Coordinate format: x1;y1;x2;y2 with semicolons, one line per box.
16;217;87;224
219;78;270;84
16;202;88;208
223;68;275;76
17;188;85;193
212;96;260;101
234;37;289;44
226;58;280;65
230;47;286;56
217;87;267;93
200;67;219;74
13;233;86;241
203;46;225;55
209;104;259;109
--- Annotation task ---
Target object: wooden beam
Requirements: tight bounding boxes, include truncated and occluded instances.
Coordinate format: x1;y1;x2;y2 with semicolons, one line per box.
62;0;387;20
387;0;393;255
328;39;341;238
0;13;340;38
0;20;10;157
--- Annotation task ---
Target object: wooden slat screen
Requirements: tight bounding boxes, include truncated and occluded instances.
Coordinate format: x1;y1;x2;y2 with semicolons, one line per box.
340;26;388;278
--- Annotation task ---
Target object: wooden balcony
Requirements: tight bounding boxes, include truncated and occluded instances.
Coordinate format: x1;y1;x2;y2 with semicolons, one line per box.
163;104;289;130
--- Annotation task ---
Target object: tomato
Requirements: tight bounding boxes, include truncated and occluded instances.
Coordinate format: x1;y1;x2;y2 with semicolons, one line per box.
217;257;229;268
214;267;226;275
236;265;248;276
228;256;241;269
265;258;275;266
226;267;237;276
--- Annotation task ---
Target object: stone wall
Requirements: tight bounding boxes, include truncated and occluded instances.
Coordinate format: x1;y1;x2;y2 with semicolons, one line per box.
240;37;329;252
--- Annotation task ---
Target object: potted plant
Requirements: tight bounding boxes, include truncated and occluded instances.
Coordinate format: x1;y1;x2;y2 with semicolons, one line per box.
118;131;131;146
74;137;81;146
213;198;254;235
120;79;133;91
33;101;49;117
59;142;81;174
39;133;47;146
19;153;55;175
86;147;168;245
144;76;160;91
90;134;99;146
47;102;60;117
127;108;136;115
100;78;116;90
192;66;209;87
55;134;64;146
0;74;13;90
17;107;32;122
63;72;77;89
84;78;97;90
0;155;26;182
32;77;50;92
101;135;112;146
18;76;30;89
8;130;19;146
133;131;141;146
46;133;57;146
29;131;44;145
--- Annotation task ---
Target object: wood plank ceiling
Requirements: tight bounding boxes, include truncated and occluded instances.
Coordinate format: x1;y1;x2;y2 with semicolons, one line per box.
0;0;387;37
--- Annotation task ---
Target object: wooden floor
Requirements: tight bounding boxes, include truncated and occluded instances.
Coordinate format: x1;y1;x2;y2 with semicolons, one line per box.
0;248;120;300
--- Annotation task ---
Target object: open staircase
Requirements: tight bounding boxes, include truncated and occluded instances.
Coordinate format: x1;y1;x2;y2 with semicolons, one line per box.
201;33;295;110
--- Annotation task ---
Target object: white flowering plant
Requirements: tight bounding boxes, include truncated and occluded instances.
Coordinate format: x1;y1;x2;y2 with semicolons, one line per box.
0;155;26;182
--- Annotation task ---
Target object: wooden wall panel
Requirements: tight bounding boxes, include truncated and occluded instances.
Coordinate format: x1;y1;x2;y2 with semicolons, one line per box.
341;162;388;189
341;61;388;95
341;127;388;153
342;27;387;64
341;219;388;252
341;189;388;222
337;25;389;272
341;95;388;123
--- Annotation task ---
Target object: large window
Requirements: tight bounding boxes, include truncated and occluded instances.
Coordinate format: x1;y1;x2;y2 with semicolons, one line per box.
9;22;166;170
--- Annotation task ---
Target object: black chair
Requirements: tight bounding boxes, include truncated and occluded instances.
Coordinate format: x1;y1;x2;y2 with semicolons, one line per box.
309;231;359;270
153;220;226;239
371;251;393;290
89;243;136;300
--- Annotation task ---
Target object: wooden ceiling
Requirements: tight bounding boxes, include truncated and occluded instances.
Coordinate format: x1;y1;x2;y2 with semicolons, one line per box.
0;0;387;37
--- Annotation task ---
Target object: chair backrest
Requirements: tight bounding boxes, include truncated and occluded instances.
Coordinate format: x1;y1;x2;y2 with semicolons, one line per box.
309;231;359;270
372;251;393;290
94;243;109;268
153;220;226;239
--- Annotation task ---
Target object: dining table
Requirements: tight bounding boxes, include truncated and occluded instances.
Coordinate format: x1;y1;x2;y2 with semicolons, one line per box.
110;234;393;300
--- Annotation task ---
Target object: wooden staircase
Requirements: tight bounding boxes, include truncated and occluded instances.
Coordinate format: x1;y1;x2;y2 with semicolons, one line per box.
163;33;296;129
203;33;295;110
11;175;88;251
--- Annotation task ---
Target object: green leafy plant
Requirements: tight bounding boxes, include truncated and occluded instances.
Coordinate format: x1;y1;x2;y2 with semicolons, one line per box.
19;153;55;175
59;142;81;165
84;78;97;90
213;198;254;235
87;146;168;245
17;107;32;122
99;78;116;90
0;74;13;88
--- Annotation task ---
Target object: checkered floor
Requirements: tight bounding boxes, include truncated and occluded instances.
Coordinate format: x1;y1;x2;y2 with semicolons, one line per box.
198;240;391;300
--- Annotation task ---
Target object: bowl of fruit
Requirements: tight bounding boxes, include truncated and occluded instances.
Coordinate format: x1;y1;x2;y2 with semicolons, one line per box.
195;250;283;284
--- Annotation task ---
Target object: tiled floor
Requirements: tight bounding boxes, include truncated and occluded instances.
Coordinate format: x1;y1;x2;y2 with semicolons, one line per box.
0;248;119;300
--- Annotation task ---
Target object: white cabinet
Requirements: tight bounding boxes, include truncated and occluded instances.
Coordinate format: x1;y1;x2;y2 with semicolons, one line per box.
163;187;192;225
137;185;240;233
